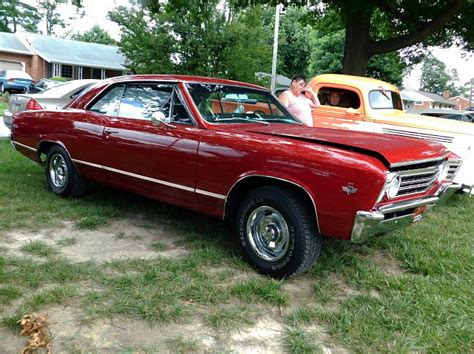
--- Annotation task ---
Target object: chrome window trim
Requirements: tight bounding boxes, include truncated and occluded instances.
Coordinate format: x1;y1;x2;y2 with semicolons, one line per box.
224;174;321;233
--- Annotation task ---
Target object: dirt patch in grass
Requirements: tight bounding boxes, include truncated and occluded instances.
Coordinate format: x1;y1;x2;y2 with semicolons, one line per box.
367;249;407;276
0;217;343;352
3;219;191;263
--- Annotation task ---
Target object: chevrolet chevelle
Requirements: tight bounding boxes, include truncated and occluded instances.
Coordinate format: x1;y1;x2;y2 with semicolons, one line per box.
10;75;458;278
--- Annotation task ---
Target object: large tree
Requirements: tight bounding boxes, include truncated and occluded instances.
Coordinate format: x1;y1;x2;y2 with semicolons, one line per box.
71;25;116;45
109;1;272;81
0;0;40;33
232;0;473;76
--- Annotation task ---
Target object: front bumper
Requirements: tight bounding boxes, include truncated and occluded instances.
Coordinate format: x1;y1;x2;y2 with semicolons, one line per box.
350;183;461;243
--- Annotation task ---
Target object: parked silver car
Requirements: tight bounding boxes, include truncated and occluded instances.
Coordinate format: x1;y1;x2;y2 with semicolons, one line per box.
3;79;99;129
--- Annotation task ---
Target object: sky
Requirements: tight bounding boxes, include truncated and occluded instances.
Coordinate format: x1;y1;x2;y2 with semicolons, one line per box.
21;1;474;92
403;46;474;90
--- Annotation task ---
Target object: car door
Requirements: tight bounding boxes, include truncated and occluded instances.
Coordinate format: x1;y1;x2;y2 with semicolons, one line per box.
311;85;366;131
97;81;201;205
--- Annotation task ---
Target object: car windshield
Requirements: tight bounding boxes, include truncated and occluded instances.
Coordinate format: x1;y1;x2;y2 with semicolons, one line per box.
186;83;301;124
369;89;403;110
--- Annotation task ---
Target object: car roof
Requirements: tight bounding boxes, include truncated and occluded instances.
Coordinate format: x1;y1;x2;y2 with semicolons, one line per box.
309;74;399;92
105;74;267;91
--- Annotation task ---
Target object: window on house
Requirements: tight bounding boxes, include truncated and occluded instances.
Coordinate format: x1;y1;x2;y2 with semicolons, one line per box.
61;65;73;78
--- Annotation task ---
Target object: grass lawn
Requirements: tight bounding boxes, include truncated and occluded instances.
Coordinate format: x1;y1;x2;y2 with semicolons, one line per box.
0;136;473;352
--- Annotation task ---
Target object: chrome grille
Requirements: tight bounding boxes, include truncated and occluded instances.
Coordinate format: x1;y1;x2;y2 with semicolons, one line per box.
395;164;442;196
447;159;462;181
382;127;453;144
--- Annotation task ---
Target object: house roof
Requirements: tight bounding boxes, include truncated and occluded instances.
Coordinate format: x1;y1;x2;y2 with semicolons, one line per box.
0;32;32;55
20;32;126;71
449;96;469;102
401;90;429;102
401;89;456;106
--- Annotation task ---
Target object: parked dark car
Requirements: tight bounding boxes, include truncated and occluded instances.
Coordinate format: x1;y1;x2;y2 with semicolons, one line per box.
410;108;474;123
29;78;64;93
10;75;458;278
0;70;33;94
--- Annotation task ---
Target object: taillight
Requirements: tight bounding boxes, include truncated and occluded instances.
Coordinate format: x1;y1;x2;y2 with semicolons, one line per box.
8;78;15;82
26;99;43;110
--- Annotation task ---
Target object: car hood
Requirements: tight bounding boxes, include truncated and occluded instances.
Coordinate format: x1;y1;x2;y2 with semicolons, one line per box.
240;125;448;168
371;110;474;135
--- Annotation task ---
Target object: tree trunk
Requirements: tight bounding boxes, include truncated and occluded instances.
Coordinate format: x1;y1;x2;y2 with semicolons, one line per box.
342;10;370;76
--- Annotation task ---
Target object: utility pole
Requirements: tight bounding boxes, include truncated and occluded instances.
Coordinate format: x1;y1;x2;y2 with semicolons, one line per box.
470;78;473;106
270;4;283;94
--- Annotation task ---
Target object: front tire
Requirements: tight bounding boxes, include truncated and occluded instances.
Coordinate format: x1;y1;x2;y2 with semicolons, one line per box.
45;145;86;197
236;185;322;278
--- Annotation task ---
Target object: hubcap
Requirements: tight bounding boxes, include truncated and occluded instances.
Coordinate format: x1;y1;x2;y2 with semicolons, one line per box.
49;154;68;189
246;206;290;262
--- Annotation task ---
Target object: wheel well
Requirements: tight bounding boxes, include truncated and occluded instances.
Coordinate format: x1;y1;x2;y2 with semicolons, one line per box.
37;141;56;164
224;176;318;229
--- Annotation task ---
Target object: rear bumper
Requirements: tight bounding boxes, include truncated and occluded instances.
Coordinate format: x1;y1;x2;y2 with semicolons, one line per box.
3;110;12;129
350;184;460;243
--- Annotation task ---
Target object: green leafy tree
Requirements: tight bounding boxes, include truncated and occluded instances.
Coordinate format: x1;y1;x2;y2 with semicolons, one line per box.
218;6;272;82
231;0;473;76
0;0;40;33
420;54;450;94
109;1;272;82
71;25;116;45
38;0;68;35
276;6;312;79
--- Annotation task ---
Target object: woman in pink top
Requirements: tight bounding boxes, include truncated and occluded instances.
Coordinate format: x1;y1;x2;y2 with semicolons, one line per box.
279;75;320;126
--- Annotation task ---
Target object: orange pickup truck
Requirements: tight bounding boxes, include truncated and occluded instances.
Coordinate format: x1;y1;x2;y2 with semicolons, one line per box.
307;74;474;192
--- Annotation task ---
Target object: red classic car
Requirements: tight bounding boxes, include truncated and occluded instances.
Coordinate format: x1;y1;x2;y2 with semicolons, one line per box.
10;75;457;278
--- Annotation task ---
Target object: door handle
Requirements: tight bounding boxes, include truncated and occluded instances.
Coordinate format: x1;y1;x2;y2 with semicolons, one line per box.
104;128;119;135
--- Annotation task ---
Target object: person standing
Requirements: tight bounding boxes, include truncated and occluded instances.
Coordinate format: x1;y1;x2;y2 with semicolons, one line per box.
278;75;320;126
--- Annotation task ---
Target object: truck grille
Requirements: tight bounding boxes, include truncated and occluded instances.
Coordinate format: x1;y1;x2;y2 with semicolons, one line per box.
393;160;445;196
447;159;462;181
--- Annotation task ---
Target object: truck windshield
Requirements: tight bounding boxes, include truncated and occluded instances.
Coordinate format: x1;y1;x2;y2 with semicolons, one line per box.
186;83;301;124
369;89;403;110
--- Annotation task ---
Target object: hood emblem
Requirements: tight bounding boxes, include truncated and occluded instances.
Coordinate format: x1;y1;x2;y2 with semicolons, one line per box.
342;183;358;195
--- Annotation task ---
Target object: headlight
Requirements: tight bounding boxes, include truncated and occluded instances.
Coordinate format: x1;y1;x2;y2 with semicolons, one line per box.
437;162;449;182
385;173;401;199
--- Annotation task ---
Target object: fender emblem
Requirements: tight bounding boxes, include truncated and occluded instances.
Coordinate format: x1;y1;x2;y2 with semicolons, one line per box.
342;183;358;195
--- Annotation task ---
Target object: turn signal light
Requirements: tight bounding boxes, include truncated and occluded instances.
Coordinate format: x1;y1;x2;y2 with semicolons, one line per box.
26;99;43;110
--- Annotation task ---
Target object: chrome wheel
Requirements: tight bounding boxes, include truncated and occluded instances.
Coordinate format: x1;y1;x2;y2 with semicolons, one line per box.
49;153;68;189
246;206;290;262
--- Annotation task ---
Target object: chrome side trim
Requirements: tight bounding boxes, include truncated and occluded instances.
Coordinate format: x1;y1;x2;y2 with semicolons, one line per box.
224;174;321;233
73;158;225;199
12;141;37;152
73;158;194;192
195;189;226;200
390;156;446;168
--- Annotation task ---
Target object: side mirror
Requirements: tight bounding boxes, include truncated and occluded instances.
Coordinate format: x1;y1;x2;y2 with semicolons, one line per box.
151;111;176;129
345;108;361;115
151;111;167;125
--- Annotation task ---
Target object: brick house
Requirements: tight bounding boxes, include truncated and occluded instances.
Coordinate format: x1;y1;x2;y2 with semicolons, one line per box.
0;31;127;81
401;89;456;111
449;96;470;110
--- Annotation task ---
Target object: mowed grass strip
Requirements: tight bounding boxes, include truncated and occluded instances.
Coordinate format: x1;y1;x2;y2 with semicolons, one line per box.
1;137;473;352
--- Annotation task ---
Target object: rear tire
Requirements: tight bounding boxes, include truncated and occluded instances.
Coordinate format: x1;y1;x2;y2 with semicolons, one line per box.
45;145;86;197
235;185;322;278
